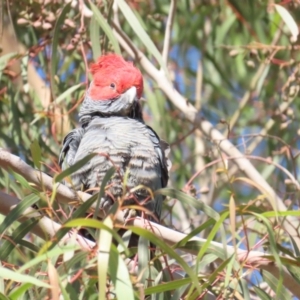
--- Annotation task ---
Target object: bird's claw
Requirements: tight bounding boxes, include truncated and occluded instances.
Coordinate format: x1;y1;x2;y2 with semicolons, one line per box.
123;208;137;224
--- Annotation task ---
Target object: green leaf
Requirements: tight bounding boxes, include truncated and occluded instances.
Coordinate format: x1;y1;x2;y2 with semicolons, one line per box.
0;266;51;288
30;139;42;169
0;193;39;236
239;278;251;300
145;277;194;295
18;239;40;253
9;283;32;300
50;2;72;99
109;245;135;300
0;262;3;294
200;256;233;292
252;286;273;300
262;270;291;300
64;218;127;253
175;218;215;248
57;251;88;277
18;245;80;274
89;3;121;54
252;213;284;295
89;15;102;59
0;292;10;300
115;0;168;75
128;226;202;295
55;153;98;183
93;166;115;219
58;281;71;300
138;235;150;283
0;218;40;260
11;171;36;192
157;188;220;221
196;211;229;263
287;265;300;286
50;193;100;248
98;216;113;300
54;83;83;105
0;52;18;82
0;52;18;72
261;210;300;218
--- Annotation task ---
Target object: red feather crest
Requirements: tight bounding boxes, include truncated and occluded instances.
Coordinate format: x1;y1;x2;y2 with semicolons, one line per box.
89;54;143;100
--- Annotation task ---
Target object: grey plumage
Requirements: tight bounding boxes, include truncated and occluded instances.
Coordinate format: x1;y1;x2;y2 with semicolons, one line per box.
59;115;169;220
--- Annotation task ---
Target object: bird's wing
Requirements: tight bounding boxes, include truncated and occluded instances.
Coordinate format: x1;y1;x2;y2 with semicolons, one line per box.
146;125;170;188
59;127;85;169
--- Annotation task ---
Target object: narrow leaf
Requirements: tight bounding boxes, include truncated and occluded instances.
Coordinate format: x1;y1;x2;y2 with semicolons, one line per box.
89;3;121;54
30;139;42;169
50;2;72;99
145;277;194;295
274;4;299;41
229;194;236;249
109;245;135;300
18;245;79;273
90;15;102;59
94;166;115;219
0;193;39;237
54;83;83;105
128;226;202;295
0;266;51;288
98;216;113;300
115;0;169;75
8;283;32;300
55;153;97;183
48;260;60;300
0;218;40;260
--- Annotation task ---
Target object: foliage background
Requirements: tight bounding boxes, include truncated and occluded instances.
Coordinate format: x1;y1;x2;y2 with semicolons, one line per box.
1;0;300;299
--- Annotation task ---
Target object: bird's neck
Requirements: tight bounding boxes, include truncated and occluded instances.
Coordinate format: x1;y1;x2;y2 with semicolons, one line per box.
79;97;144;127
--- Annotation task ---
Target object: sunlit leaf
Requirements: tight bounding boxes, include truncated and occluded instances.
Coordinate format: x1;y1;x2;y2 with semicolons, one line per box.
98;216;113;300
55;153;97;183
89;3;121;54
0;266;51;288
115;0;169;76
30;139;41;169
50;2;72;99
90;15;102;59
0;193;39;238
274;4;299;42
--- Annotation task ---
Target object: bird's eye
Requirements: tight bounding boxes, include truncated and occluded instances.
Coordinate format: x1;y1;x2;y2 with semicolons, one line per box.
110;83;116;89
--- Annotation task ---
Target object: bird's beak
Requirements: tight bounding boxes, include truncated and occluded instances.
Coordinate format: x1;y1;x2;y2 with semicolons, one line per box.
124;86;138;104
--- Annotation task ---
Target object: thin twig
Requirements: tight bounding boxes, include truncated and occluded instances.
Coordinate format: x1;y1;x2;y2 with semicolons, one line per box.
162;0;177;65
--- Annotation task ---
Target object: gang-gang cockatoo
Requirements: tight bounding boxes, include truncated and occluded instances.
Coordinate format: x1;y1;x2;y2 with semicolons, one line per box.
59;54;170;223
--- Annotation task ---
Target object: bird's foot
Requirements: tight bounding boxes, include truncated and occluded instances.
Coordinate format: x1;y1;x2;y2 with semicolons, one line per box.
123;208;137;224
99;197;114;215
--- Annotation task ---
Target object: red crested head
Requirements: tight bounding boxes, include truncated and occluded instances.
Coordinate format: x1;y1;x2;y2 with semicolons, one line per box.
89;54;143;100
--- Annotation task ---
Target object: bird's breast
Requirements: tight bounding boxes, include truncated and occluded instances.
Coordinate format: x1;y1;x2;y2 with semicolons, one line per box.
73;117;162;193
